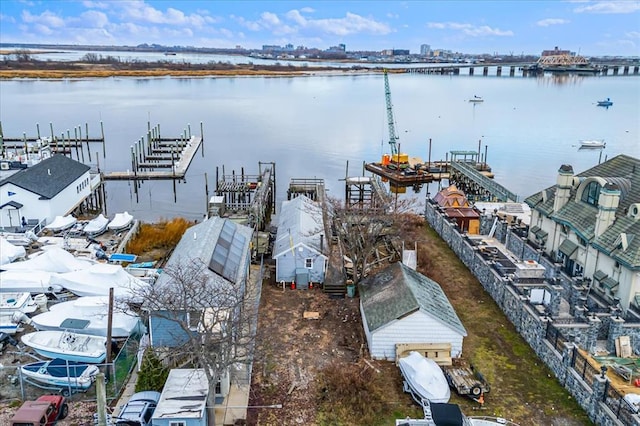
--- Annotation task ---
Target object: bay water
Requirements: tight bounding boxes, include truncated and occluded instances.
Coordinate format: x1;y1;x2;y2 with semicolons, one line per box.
1;72;638;222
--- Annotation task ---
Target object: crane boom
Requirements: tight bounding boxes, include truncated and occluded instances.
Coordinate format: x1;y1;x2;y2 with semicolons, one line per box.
383;69;399;157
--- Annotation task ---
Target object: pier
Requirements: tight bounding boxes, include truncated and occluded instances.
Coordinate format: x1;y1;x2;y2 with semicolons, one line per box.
102;122;204;181
405;62;639;77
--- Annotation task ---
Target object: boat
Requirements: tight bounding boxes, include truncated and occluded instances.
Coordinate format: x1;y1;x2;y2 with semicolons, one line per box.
20;357;99;391
469;95;484;103
579;139;606;148
0;270;63;294
44;215;77;232
1;292;38;314
1;246;95;273
28;296;145;338
108;211;134;231
49;263;150;300
396;401;520;426
21;330;107;363
0;311;24;334
83;214;109;237
398;351;451;404
597;98;613;107
0;237;27;264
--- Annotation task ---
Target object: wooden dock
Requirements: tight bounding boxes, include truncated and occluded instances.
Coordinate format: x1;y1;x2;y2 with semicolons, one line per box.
364;162;450;185
103;135;202;180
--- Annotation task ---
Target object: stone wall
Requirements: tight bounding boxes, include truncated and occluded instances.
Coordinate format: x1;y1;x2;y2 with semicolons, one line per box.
424;202;639;426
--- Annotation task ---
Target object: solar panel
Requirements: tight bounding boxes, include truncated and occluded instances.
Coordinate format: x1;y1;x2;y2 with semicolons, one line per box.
208;220;246;282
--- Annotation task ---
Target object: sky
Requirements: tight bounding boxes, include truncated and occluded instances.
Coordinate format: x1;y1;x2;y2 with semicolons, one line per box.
0;1;639;57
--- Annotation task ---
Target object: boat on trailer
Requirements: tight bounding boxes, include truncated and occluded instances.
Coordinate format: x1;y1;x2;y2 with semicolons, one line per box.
396;401;520;425
398;351;451;404
21;358;99;393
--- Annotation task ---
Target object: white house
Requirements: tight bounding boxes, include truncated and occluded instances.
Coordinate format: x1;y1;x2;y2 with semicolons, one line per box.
273;195;328;288
524;155;640;313
152;369;209;426
0;154;92;229
358;262;467;361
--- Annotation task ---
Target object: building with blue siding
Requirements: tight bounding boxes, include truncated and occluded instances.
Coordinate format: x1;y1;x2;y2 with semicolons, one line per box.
273;195;328;288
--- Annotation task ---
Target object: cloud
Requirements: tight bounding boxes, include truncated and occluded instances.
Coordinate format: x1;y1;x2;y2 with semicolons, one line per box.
536;18;570;27
116;1;216;28
299;7;315;13
0;14;17;23
79;10;109;28
21;10;65;28
284;9;392;36
626;31;640;38
574;1;640;14
427;21;513;37
82;1;110;10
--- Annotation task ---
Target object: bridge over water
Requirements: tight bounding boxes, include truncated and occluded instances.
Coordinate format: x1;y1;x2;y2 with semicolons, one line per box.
405;63;640;77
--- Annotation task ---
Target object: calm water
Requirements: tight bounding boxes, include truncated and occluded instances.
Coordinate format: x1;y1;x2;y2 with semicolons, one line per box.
1;73;638;222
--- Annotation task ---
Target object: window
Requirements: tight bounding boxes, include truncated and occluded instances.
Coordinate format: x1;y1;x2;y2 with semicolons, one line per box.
305;258;313;268
169;422;186;426
574;263;584;277
187;310;201;330
578;237;587;247
581;181;600;206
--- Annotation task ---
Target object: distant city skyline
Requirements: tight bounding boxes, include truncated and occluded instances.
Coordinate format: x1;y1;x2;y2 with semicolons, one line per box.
0;1;639;57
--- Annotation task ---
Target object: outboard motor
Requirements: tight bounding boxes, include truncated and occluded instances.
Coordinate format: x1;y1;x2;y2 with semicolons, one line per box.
12;310;32;326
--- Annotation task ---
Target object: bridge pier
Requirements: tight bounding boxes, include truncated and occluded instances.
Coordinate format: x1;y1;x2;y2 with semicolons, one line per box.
510;66;515;77
623;66;629;76
613;66;619;75
496;66;502;76
634;66;640;75
469;67;474;76
483;66;488;76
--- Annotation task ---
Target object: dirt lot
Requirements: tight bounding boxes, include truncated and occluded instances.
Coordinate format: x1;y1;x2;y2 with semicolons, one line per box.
247;219;592;426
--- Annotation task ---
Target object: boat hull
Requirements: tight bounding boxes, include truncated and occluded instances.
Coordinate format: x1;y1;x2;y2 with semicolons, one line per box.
21;331;107;364
21;358;99;390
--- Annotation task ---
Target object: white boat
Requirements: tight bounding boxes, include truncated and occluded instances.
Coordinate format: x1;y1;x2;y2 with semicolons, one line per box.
0;292;38;314
1;246;94;273
21;330;107;363
0;270;63;294
45;215;77;232
21;358;99;392
0;311;23;334
83;214;109;236
49;263;150;300
28;296;145;338
108;212;134;231
0;231;38;247
579;139;606;148
469;95;484;103
398;351;451;405
0;237;27;264
396;401;520;425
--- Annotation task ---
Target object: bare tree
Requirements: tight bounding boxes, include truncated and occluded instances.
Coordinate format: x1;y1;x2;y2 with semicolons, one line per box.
132;258;258;424
328;195;423;285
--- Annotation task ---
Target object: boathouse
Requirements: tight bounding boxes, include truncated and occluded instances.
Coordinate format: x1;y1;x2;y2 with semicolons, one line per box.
0;154;92;230
273;194;328;288
358;262;467;361
524;154;640;313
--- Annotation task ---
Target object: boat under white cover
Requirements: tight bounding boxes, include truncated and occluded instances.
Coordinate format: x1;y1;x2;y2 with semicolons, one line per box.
108;212;134;231
21;330;107;363
83;214;109;236
0;292;38;314
0;270;62;294
49;263;150;300
30;296;144;338
0;237;26;265
45;215;77;232
399;351;451;404
0;246;94;273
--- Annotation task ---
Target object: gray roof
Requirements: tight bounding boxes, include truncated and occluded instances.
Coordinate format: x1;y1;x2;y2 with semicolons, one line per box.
155;217;252;291
0;155;90;199
524;154;640;269
273;195;325;258
358;262;467;336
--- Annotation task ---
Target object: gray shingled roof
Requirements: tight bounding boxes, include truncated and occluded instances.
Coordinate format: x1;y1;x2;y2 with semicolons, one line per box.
524;155;640;269
0;155;90;199
358;262;467;336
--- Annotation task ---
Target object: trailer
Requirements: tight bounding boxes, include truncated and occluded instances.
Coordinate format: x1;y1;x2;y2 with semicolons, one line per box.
442;358;490;403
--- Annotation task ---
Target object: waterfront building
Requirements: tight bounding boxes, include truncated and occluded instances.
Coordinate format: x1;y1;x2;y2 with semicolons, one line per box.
524;154;640;313
0;154;95;230
433;185;480;234
420;44;431;56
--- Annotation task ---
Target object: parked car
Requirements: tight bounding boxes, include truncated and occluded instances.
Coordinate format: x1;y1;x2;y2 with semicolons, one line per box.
108;391;161;426
10;395;68;426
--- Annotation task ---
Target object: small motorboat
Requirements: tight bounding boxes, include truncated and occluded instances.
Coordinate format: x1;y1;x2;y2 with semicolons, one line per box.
579;139;606;149
469;95;484;103
21;330;107;363
597;98;613;107
108;211;134;231
21;358;99;392
28;296;145;338
0;311;24;334
44;215;77;232
398;351;451;405
83;214;109;237
0;292;38;314
395;401;521;425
